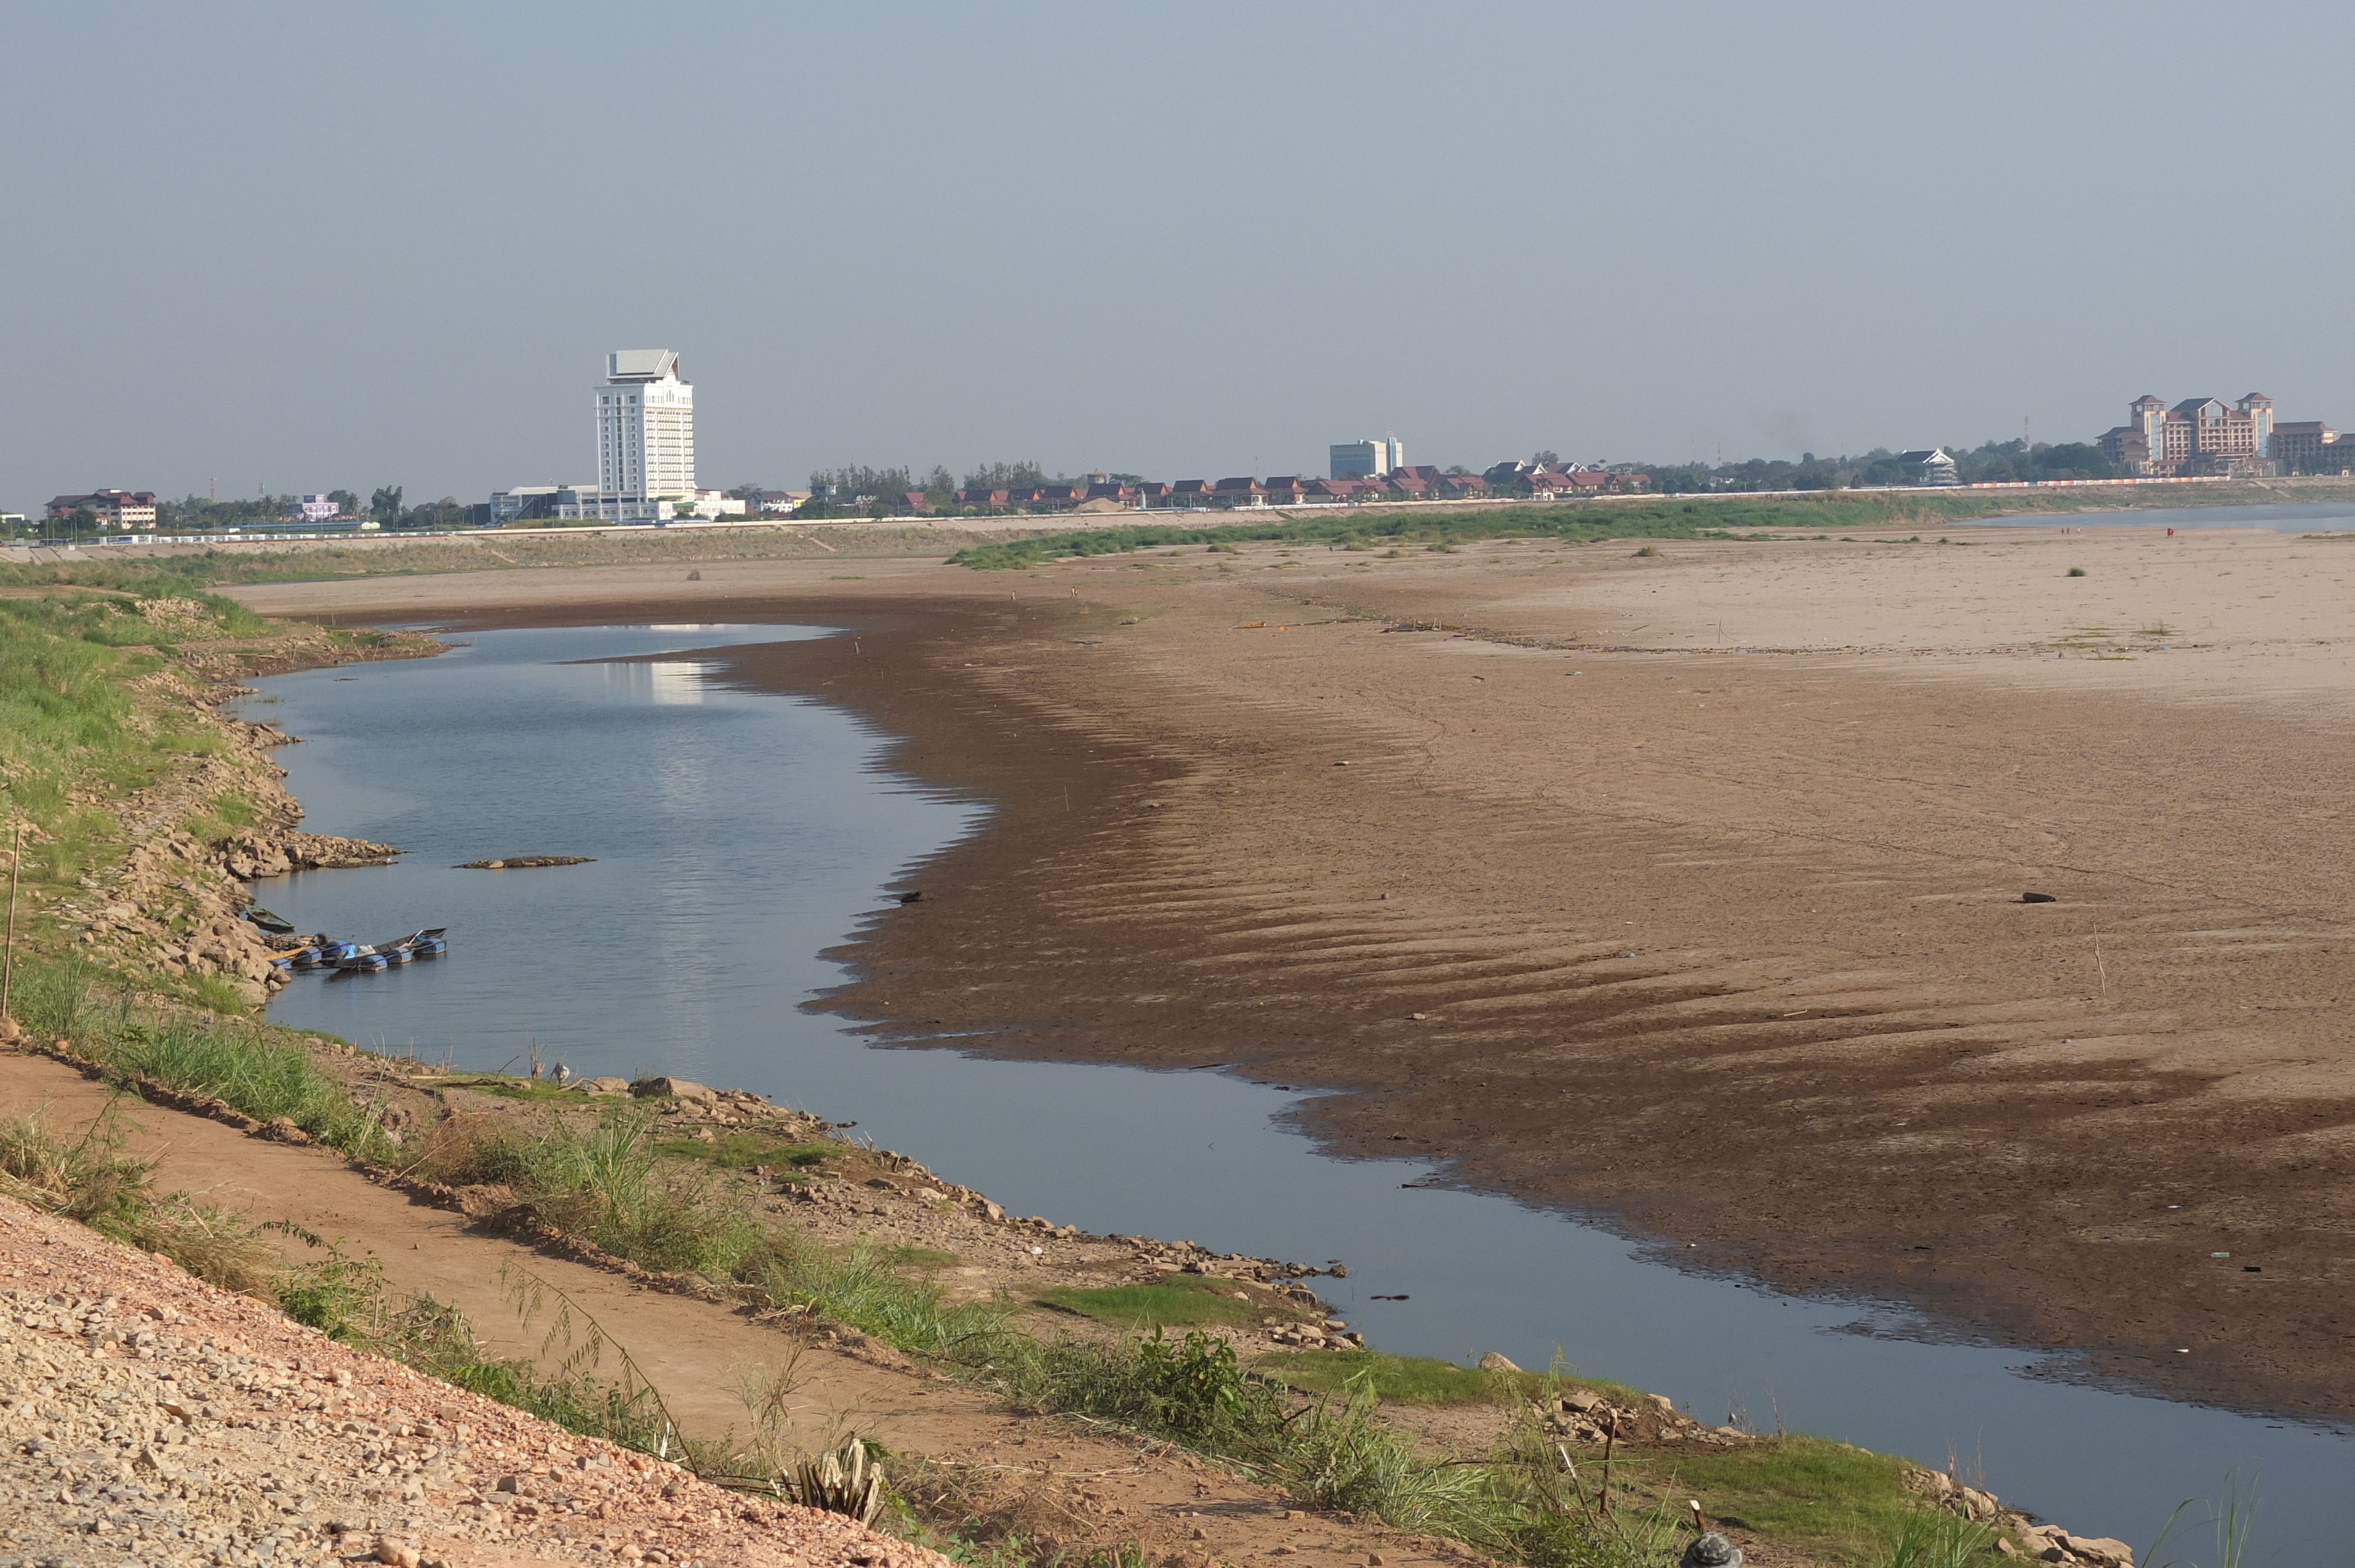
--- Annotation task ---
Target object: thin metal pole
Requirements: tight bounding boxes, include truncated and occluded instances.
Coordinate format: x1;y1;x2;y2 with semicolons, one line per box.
2;823;22;1023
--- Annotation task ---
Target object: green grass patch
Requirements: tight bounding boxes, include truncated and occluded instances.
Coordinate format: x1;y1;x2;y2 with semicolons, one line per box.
655;1130;832;1170
1650;1437;1928;1560
14;958;396;1157
1031;1274;1265;1329
1254;1349;1648;1410
938;489;2254;572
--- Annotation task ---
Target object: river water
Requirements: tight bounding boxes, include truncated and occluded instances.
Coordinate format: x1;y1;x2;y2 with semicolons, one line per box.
243;623;2352;1564
1985;497;2355;532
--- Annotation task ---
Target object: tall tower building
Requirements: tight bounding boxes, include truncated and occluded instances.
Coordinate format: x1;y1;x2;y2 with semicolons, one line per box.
596;350;694;500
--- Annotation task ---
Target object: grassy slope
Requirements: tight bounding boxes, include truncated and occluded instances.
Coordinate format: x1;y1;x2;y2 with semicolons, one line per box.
0;593;276;951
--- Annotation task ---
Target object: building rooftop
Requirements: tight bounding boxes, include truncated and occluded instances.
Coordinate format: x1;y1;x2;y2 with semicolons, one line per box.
607;349;681;382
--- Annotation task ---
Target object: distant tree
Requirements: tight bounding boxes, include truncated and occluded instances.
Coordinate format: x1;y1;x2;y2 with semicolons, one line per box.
327;489;359;514
1646;464;1715;494
1443;464;1472;476
809;465;914;500
961;460;1050;490
369;486;403;527
725;483;765;501
397;496;466;530
61;507;98;541
1532;449;1561;467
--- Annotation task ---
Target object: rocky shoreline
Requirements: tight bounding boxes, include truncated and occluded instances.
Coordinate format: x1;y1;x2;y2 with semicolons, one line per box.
59;683;398;1005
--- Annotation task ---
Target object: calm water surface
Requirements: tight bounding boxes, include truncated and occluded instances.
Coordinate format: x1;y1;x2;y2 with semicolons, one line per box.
243;625;2351;1565
1988;497;2355;531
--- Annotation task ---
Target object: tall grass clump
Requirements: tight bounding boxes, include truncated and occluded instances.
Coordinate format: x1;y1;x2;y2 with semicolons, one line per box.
12;958;392;1157
749;1245;1010;1356
416;1105;772;1280
1872;1510;1998;1568
0;1106;280;1297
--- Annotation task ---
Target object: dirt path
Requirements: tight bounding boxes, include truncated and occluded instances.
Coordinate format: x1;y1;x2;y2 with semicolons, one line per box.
0;1051;1509;1568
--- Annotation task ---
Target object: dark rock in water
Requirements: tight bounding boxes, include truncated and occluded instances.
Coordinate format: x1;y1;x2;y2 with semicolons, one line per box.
1684;1534;1741;1568
455;856;596;870
2020;891;2058;903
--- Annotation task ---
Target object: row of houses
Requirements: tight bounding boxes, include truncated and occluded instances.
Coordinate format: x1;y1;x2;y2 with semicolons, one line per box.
916;464;1651;514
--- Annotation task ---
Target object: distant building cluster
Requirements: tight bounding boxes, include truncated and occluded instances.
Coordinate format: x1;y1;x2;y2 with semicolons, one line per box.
45;490;157;528
1330;437;1406;480
2098;394;2352;477
927;461;1650;514
33;373;2355;543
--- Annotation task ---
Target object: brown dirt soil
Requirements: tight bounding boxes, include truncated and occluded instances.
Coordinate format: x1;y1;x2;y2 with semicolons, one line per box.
0;1188;947;1568
0;1050;1528;1568
225;525;2355;1420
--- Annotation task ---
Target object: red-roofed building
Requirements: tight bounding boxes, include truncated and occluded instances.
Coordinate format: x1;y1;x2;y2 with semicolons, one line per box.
46;490;157;529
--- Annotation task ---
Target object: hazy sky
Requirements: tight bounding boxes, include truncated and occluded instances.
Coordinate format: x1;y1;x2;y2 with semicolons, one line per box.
6;2;2351;509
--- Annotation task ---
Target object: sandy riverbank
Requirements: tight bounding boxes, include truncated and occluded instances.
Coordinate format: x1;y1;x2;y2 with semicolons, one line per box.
228;521;2355;1420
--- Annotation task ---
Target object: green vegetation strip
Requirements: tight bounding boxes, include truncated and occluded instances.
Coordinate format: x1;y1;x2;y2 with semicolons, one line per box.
941;491;2231;570
1033;1274;1268;1329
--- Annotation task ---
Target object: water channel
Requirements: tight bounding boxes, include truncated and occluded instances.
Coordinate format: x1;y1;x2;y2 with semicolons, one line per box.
243;623;2352;1566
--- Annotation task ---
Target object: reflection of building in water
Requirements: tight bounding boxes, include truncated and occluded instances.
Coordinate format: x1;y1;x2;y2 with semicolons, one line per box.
647;662;706;705
599;659;710;705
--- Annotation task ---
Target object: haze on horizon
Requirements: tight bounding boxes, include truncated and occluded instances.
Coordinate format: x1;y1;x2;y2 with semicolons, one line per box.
4;1;2350;512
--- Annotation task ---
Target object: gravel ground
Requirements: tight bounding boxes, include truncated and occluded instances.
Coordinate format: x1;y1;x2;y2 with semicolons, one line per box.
0;1198;947;1568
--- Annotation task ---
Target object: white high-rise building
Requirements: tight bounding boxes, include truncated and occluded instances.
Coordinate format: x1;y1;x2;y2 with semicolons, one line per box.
597;350;695;500
1329;435;1405;480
